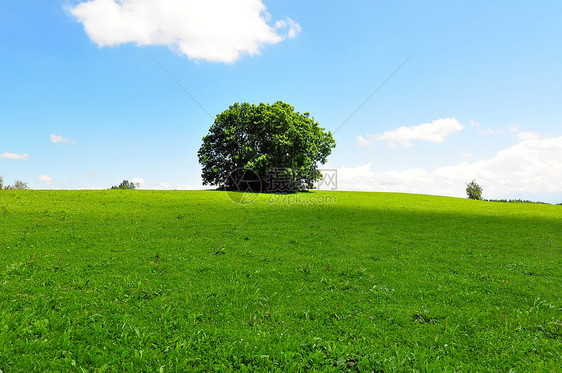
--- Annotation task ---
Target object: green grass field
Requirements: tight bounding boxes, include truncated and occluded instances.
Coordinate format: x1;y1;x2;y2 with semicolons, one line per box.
0;190;560;372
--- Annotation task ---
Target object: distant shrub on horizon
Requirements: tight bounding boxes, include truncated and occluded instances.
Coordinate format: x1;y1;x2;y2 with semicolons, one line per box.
485;199;553;205
3;180;29;190
110;180;138;190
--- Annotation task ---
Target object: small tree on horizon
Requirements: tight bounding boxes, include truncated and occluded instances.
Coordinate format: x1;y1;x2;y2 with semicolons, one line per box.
466;180;483;200
0;176;3;189
4;180;29;190
110;180;138;190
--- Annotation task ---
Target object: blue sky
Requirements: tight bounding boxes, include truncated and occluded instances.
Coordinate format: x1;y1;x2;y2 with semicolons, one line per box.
1;0;561;202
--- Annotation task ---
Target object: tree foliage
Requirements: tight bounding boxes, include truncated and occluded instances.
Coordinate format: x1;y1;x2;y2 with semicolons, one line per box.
0;176;3;189
466;180;483;200
198;101;336;192
110;180;138;190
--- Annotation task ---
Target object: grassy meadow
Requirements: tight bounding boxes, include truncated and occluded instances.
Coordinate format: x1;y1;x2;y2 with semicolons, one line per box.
0;190;560;372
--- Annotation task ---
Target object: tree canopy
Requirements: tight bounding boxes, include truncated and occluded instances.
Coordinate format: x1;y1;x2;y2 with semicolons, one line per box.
198;101;336;192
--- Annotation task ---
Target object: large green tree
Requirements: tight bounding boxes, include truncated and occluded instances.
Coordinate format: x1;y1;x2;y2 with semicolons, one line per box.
198;101;336;192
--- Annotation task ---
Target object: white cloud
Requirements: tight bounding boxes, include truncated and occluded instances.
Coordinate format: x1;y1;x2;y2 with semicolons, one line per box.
462;152;473;158
365;118;464;147
476;125;545;139
38;175;54;184
515;131;544;141
333;136;562;202
477;127;501;135
50;134;75;143
507;125;547;141
132;177;146;186
68;0;301;63
433;136;562;196
0;152;30;160
356;135;373;148
274;17;301;39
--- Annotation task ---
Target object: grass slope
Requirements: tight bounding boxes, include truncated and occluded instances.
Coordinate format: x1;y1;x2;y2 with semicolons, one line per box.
0;190;560;372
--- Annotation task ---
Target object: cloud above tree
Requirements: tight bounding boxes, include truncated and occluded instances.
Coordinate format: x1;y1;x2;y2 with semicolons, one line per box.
358;118;465;148
68;0;301;63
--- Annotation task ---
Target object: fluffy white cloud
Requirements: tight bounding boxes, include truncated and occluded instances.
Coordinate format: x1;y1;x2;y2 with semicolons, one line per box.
274;18;301;39
516;131;544;141
132;177;145;186
356;135;373;148
434;136;562;195
38;175;54;184
68;0;300;63
50;134;75;143
0;152;30;160
471;121;506;134
470;120;481;128
506;125;542;140
475;124;544;139
477;127;501;135
333;136;562;202
364;118;464;147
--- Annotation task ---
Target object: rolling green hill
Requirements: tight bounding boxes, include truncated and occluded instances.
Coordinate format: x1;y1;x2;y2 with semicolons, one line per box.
0;190;560;371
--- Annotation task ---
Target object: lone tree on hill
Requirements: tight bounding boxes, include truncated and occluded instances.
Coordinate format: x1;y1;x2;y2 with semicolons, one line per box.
198;101;336;192
0;176;3;189
466;180;483;200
